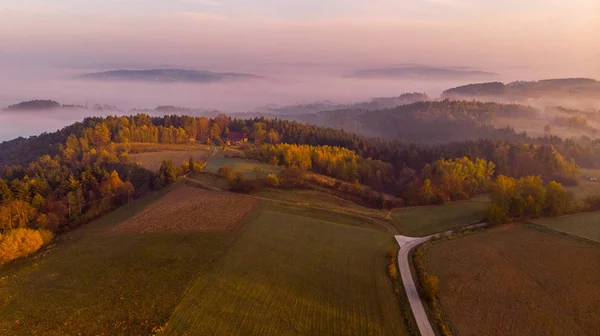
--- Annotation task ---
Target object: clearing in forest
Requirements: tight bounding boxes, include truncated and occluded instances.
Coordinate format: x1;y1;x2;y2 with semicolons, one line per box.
421;224;600;336
390;195;488;237
205;157;282;179
107;185;260;234
130;147;209;171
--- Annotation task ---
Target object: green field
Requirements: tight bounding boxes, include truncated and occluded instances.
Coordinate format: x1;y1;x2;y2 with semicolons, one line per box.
205;156;282;179
532;211;600;242
0;186;239;335
391;195;489;237
0;184;410;335
254;188;389;221
130;148;210;171
164;203;408;335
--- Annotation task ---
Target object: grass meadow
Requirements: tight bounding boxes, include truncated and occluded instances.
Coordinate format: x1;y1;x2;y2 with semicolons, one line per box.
254;188;390;221
532;211;600;242
204;156;282;179
163;202;409;335
130;148;210;171
390;195;489;237
0;185;239;335
0;183;411;335
420;224;600;336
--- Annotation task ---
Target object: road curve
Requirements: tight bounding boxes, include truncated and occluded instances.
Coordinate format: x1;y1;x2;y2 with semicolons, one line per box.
395;235;436;336
395;223;489;336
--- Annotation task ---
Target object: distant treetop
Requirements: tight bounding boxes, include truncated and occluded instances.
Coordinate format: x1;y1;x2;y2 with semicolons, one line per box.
4;99;61;111
442;78;600;99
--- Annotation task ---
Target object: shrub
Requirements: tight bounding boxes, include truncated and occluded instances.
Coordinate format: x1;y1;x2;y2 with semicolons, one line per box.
217;165;235;181
487;203;511;224
177;162;190;176
152;160;177;189
0;228;54;265
422;273;440;302
386;251;397;279
230;173;255;193
266;174;280;187
280;167;305;189
191;161;205;173
39;230;53;245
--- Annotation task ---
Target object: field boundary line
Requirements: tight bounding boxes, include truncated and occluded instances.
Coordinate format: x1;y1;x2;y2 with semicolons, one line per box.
182;174;398;234
525;221;600;246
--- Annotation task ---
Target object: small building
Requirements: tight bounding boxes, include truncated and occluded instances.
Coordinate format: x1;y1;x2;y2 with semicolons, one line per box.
225;132;248;145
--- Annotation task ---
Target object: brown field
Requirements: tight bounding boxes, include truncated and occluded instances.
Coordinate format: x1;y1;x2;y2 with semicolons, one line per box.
116;142;210;153
130;149;209;171
422;224;600;336
108;185;260;234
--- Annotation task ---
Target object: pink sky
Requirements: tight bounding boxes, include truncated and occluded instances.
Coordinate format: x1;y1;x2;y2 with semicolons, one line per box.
1;0;599;77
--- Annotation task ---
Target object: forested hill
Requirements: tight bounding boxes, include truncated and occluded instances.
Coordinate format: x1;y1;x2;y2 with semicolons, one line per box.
442;78;600;100
77;69;262;83
254;93;428;115
4;100;62;111
0;113;596;242
287;100;538;144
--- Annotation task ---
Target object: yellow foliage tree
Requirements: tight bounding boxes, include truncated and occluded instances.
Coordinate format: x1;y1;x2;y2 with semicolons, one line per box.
0;228;53;265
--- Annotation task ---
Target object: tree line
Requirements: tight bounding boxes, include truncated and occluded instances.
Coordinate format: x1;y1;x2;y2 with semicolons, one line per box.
0;113;588;235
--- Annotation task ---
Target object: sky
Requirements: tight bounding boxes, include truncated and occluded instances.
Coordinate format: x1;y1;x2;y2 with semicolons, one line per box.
1;0;599;76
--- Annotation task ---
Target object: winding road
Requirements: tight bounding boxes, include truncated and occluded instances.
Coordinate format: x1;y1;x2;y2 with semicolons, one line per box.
187;147;488;336
395;222;489;336
395;235;436;336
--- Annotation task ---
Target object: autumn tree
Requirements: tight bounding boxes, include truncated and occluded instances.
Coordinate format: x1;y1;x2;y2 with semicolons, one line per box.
267;129;280;144
253;122;267;146
153;160;177;189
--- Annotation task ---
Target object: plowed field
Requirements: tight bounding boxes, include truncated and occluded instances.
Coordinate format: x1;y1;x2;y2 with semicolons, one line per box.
422;224;600;336
108;185;260;234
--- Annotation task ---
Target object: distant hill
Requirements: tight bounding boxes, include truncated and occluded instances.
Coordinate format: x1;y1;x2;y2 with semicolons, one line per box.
347;66;500;80
4;100;61;111
3;100;89;111
278;100;537;144
443;78;600;100
254;93;429;115
77;69;262;83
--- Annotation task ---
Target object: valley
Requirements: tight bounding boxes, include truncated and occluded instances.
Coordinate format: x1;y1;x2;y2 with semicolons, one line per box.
1;79;600;335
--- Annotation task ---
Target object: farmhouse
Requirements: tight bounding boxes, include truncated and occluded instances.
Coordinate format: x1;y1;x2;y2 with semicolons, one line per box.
225;132;248;145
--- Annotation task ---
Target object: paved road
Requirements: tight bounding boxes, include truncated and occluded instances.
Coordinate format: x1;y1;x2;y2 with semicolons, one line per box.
395;222;489;336
395;235;436;336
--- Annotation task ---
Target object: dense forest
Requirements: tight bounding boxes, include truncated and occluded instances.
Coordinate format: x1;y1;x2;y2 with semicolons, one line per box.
253;93;428;115
4;99;62;111
442;78;600;100
0;112;594;263
284;100;539;144
0;113;590;233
